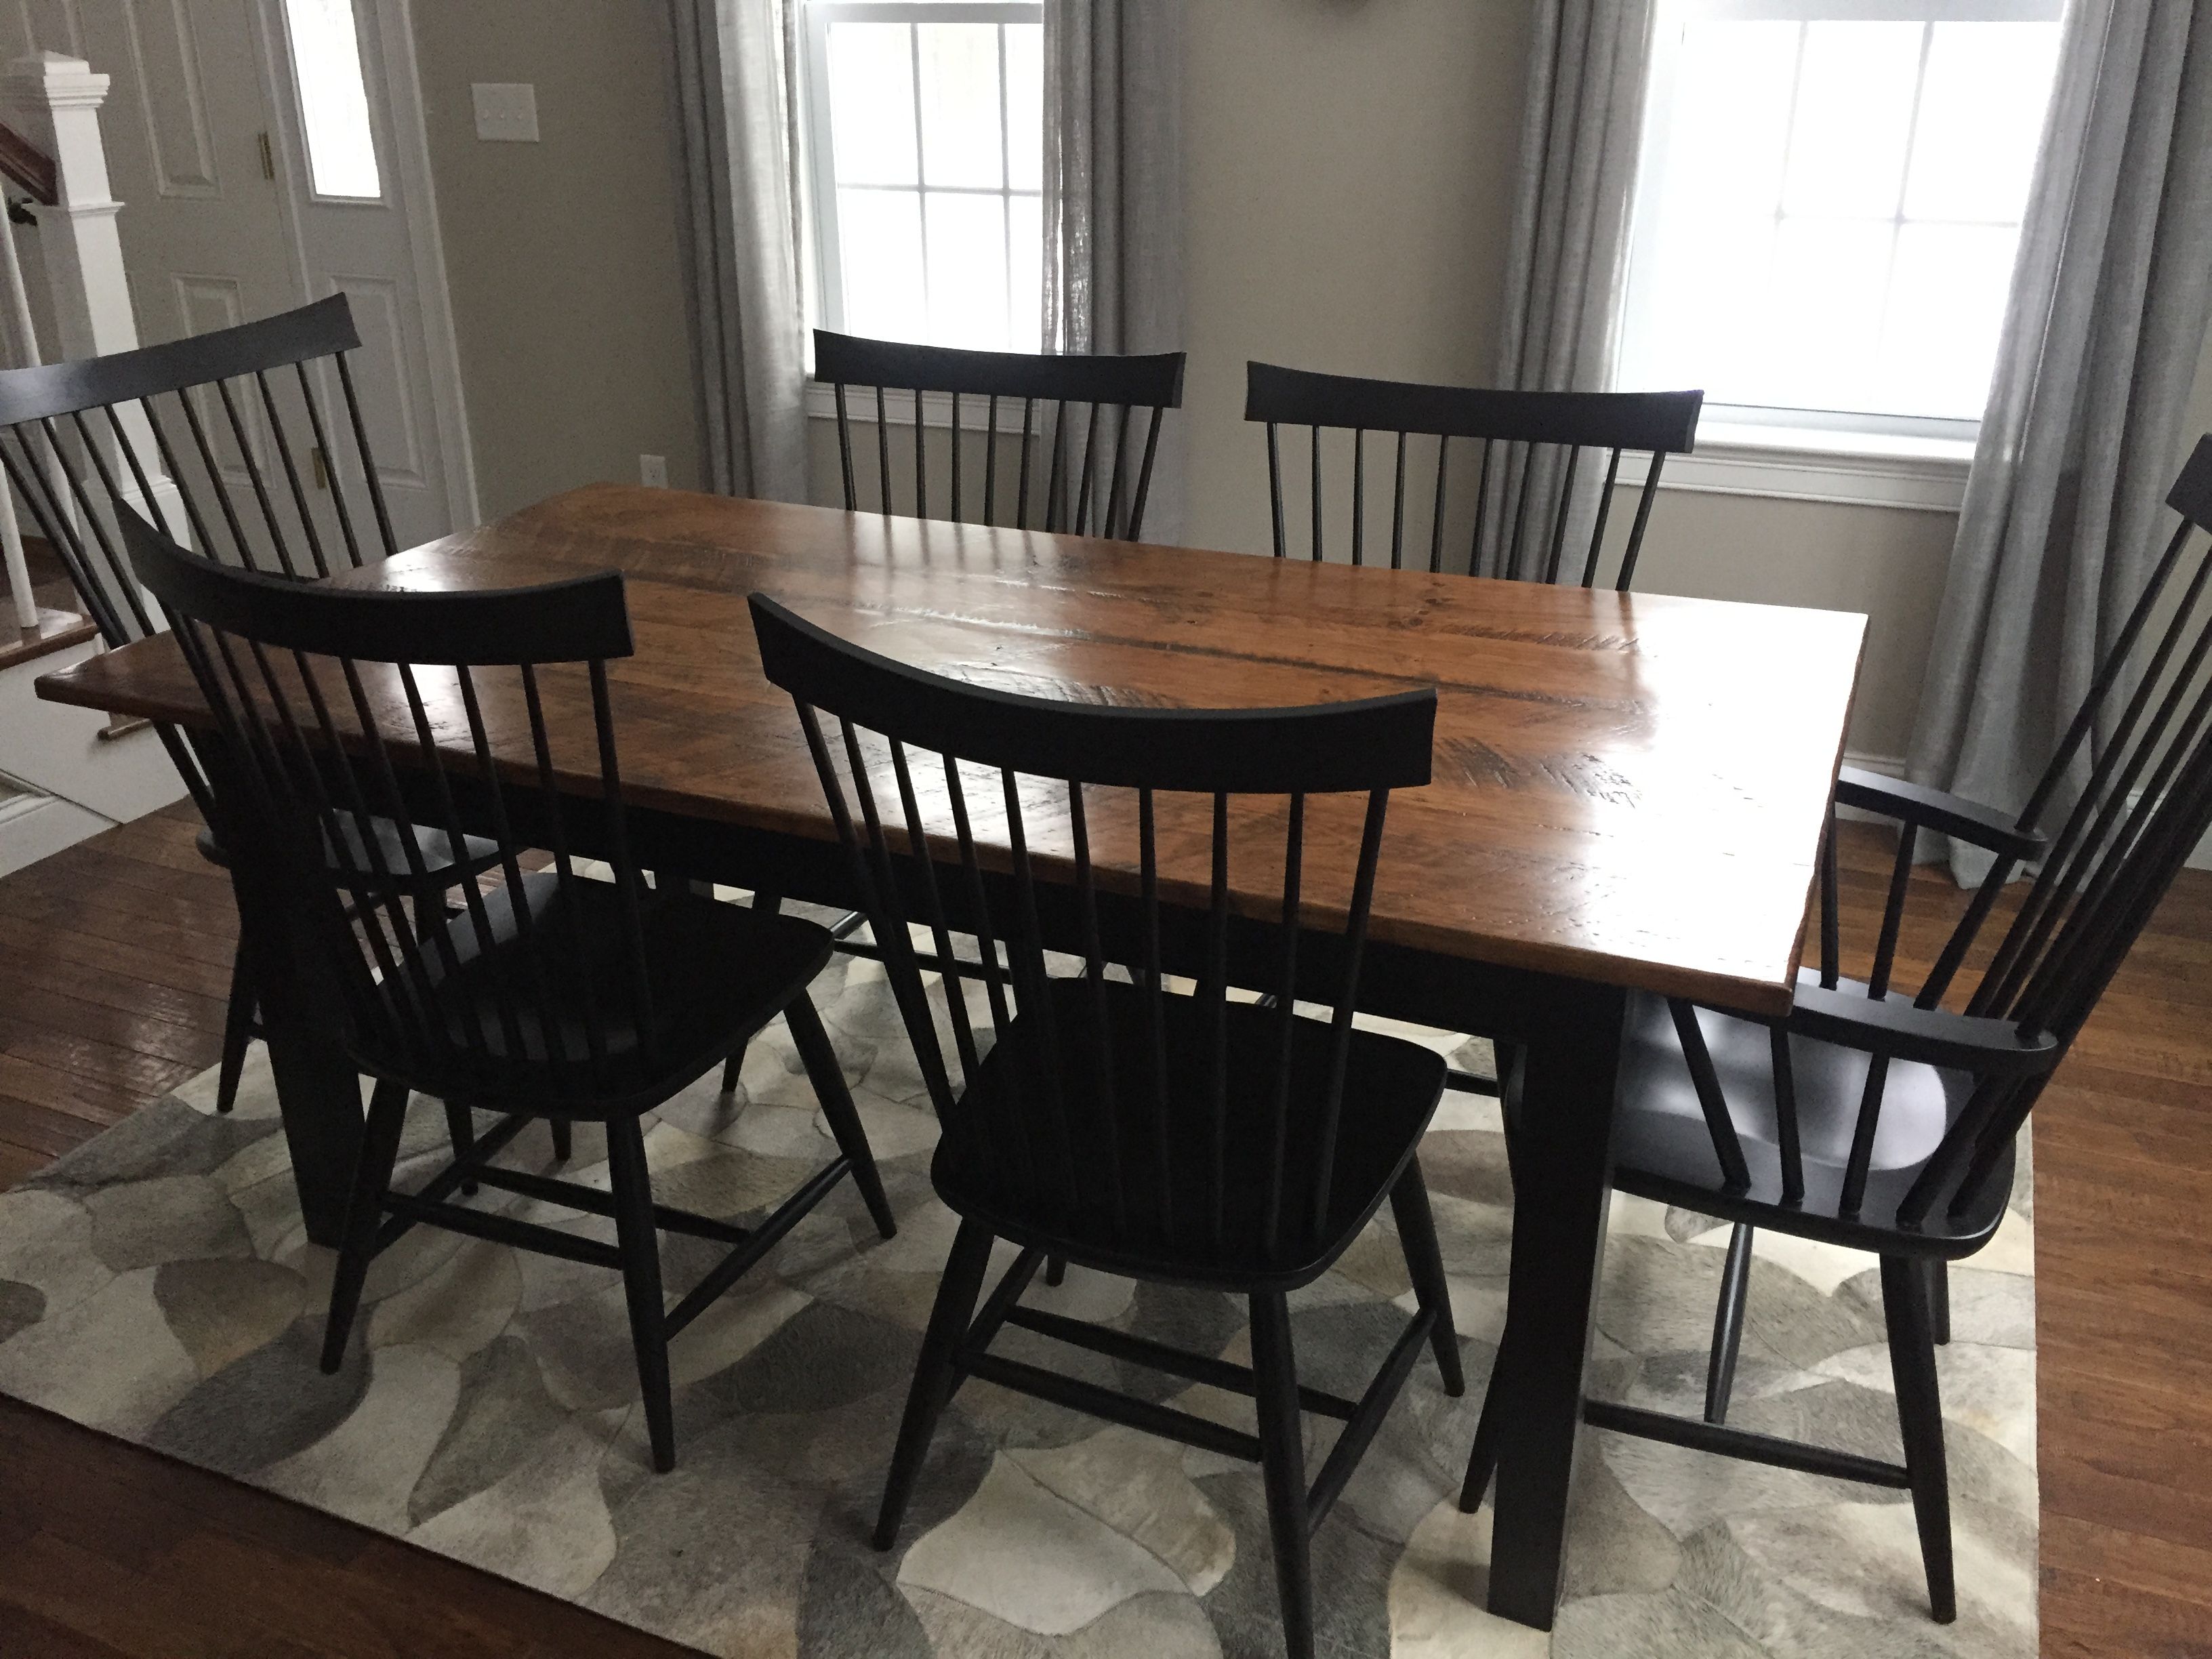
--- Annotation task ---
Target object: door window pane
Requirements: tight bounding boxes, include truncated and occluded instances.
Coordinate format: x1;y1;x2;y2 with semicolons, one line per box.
284;0;381;199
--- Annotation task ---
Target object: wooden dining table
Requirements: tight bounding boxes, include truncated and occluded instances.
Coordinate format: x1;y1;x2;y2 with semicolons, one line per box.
36;483;1864;1631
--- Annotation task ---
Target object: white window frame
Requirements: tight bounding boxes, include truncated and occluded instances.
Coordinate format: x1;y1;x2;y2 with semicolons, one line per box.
800;0;1043;367
1617;0;2064;509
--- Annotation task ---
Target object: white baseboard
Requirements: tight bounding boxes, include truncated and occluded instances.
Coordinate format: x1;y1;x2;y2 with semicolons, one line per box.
1841;750;2212;874
0;790;114;878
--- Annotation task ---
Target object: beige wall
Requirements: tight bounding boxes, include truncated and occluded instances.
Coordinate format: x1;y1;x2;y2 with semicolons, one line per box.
411;0;703;520
414;0;2212;761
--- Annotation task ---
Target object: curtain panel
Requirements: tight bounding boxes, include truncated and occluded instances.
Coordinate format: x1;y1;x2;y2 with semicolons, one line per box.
1908;0;2212;881
670;0;811;503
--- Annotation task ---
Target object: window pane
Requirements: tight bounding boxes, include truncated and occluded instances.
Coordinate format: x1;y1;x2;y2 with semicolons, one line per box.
284;0;381;199
926;192;1008;348
1781;22;1923;220
1669;20;1799;213
1904;24;2061;224
1643;214;1775;396
1879;224;2019;417
1005;24;1042;192
1620;9;2061;423
1757;220;1893;410
1009;193;1042;350
918;23;1002;188
828;22;917;187
839;188;925;342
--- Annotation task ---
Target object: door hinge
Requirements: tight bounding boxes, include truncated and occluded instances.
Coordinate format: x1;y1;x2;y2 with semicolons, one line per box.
257;131;276;180
310;446;329;491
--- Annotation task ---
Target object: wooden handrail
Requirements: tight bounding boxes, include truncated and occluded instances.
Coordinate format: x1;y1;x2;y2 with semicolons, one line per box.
0;120;55;207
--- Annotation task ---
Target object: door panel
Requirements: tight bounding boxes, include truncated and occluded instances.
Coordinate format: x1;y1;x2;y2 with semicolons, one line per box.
5;0;464;554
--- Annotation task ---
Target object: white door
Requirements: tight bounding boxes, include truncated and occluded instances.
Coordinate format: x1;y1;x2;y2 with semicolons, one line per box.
5;0;474;550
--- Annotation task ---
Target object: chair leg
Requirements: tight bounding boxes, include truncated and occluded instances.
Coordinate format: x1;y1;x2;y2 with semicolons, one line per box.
1925;1257;1950;1346
875;1217;994;1549
1044;1256;1067;1286
320;1078;410;1373
1249;1290;1315;1659
443;1100;480;1197
1881;1254;1956;1623
786;991;895;1240
1458;1313;1513;1512
607;1115;675;1472
213;945;255;1116
550;1117;573;1164
1704;1222;1755;1424
719;1048;745;1096
1389;1160;1465;1395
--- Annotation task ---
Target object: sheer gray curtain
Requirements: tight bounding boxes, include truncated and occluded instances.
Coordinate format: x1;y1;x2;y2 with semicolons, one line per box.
1043;0;1184;533
1477;0;1656;578
1908;0;2212;881
670;0;810;501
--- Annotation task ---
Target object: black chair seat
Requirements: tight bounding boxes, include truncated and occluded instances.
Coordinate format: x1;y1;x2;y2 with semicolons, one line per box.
196;818;496;892
1608;983;2010;1256
387;872;836;1116
935;979;1448;1288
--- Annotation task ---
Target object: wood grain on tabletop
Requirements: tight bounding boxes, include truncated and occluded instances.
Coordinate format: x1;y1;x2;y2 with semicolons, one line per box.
35;485;1866;1015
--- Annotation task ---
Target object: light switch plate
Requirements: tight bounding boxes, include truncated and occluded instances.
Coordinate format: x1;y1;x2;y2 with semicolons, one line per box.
472;83;539;143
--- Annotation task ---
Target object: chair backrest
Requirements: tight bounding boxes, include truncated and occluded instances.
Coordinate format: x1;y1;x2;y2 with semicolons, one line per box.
1737;436;2212;1233
1927;436;2212;1042
1245;362;1702;587
749;592;1437;1268
813;329;1186;540
0;295;394;651
120;504;663;1105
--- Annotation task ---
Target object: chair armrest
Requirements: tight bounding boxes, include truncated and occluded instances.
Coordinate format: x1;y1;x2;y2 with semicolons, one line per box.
1834;766;2045;863
1786;983;2060;1077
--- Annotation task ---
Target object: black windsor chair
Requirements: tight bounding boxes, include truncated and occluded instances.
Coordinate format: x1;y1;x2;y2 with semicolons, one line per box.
813;327;1185;537
121;508;896;1475
718;331;1189;1106
0;297;497;1119
1461;435;2212;1624
750;592;1458;1659
1243;363;1704;1104
1245;361;1702;586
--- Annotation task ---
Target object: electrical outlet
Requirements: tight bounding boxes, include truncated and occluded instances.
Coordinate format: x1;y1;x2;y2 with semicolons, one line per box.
639;453;669;489
472;83;539;142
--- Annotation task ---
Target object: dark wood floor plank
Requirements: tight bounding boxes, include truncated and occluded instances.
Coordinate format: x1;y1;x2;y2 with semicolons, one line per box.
0;914;234;1002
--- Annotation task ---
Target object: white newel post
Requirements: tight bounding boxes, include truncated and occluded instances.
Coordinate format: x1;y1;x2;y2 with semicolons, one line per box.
5;53;136;362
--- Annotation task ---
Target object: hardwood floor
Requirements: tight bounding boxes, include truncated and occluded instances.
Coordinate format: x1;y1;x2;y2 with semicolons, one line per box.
0;801;2207;1655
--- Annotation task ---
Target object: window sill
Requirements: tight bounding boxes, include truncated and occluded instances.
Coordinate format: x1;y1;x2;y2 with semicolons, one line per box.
1622;421;1974;513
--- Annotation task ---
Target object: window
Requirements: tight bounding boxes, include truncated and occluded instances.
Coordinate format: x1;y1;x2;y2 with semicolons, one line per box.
802;1;1044;352
281;0;383;199
1618;0;2064;443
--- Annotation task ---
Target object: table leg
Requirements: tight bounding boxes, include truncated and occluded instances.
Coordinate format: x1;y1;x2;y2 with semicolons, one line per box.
1486;980;1626;1628
226;872;362;1248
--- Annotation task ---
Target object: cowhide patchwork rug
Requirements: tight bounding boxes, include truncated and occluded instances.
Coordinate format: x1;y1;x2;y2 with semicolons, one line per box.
0;943;2036;1657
